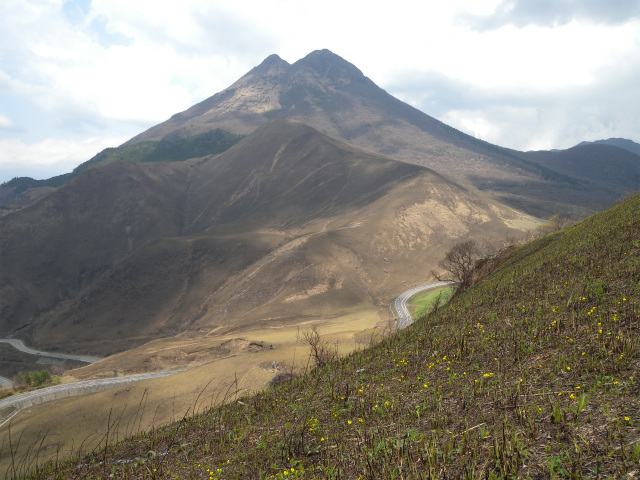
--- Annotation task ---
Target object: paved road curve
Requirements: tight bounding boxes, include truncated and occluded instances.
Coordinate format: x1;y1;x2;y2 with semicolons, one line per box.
0;371;184;411
0;339;102;364
393;281;454;329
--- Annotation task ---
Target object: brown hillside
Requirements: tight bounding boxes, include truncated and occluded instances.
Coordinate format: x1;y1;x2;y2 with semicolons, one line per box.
0;119;538;355
519;144;640;197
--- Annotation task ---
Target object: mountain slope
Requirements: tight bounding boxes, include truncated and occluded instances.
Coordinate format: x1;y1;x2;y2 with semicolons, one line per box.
519;143;640;198
0;119;537;355
124;49;620;218
4;51;630;218
127;50;549;187
0;129;245;214
30;195;640;478
576;137;640;156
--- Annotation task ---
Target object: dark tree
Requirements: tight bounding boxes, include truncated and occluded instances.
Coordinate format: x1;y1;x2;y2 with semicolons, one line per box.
430;240;480;291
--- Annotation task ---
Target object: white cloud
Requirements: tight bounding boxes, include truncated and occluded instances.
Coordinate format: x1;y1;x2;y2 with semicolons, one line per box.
460;0;640;30
0;114;14;129
0;0;638;181
0;135;129;181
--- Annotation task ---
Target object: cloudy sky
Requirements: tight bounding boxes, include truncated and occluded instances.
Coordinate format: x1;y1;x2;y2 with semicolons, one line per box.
1;0;639;182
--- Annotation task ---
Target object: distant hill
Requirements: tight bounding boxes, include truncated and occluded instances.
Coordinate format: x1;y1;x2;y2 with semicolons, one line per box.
0;119;538;355
517;143;640;201
576;137;640;156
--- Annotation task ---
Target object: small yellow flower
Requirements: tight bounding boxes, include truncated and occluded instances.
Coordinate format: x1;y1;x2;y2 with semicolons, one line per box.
347;420;352;425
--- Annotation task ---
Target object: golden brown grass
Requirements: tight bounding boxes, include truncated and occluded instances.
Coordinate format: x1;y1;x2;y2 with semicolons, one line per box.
0;307;385;474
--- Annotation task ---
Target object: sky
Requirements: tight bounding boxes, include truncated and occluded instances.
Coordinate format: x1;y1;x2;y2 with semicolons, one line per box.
1;0;639;183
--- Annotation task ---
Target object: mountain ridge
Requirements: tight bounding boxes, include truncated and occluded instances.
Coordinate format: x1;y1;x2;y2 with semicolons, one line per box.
119;49;631;218
575;137;640;156
1;118;538;355
3;50;636;218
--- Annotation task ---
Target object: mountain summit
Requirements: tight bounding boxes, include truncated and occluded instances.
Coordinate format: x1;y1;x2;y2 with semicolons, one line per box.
125;49;383;142
125;50;631;218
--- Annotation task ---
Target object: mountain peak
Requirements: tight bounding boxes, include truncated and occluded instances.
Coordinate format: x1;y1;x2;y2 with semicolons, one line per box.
250;53;290;75
293;49;364;79
259;53;286;66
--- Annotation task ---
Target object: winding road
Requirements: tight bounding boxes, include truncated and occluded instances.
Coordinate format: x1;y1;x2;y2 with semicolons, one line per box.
0;339;102;364
0;283;449;414
393;281;454;329
0;371;184;412
0;338;103;389
0;339;183;414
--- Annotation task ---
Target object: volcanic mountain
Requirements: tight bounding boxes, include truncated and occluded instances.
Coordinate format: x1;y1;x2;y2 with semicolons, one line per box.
124;49;636;218
3;50;636;219
0;119;537;355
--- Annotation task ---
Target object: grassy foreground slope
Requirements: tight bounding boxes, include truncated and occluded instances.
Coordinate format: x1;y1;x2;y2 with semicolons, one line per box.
31;195;639;478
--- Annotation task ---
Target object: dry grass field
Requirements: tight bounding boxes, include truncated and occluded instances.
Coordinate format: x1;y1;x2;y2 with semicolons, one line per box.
0;306;388;474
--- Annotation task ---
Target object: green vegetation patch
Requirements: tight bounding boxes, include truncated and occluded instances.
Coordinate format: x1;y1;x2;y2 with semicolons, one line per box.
2;129;245;194
409;287;454;317
0;344;86;379
81;128;245;169
0;370;60;401
24;194;640;479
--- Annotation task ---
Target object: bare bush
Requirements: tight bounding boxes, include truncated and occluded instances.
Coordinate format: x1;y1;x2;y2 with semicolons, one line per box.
614;189;639;205
538;214;573;235
269;372;296;388
430;239;480;291
301;325;338;369
432;236;524;295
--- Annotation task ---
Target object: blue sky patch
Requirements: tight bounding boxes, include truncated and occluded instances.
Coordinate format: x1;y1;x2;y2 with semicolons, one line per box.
62;0;91;24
